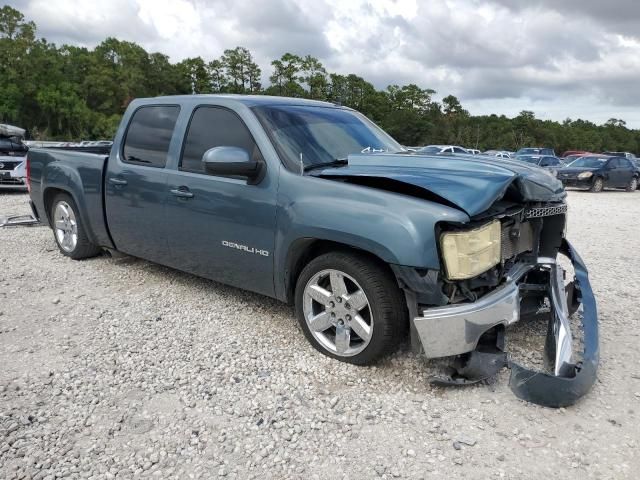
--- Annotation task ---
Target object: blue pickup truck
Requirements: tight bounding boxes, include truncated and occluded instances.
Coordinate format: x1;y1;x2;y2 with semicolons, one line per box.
27;95;598;406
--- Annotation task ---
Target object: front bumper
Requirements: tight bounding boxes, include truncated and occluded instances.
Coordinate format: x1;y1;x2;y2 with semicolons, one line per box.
0;170;26;189
413;239;598;407
559;177;592;188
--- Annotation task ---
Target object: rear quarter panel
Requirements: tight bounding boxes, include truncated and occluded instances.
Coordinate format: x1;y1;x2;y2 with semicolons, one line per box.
29;148;114;248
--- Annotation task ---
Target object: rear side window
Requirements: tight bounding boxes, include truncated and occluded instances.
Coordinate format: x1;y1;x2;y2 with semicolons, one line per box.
180;106;262;173
123;105;180;167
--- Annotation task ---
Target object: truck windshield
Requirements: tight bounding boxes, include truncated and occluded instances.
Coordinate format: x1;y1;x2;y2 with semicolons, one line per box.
252;105;403;170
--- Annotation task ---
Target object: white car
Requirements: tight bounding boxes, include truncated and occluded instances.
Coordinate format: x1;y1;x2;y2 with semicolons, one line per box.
418;145;469;155
483;150;512;159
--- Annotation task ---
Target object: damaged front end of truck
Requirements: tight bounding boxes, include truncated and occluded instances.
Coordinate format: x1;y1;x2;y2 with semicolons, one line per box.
318;153;599;407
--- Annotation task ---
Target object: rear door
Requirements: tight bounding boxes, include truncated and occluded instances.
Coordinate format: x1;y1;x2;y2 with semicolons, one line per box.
163;105;277;297
105;104;180;262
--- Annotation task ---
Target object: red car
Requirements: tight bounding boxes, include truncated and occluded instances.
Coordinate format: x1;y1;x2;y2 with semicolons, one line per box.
561;150;588;158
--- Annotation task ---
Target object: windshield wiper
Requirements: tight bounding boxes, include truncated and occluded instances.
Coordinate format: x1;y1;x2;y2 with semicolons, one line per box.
303;158;348;172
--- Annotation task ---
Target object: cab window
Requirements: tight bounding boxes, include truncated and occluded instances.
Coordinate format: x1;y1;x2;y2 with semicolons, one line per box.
180;106;262;174
122;105;180;167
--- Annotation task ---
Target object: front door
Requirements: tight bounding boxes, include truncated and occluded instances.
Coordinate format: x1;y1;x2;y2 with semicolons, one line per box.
164;106;277;297
605;158;625;187
105;105;180;262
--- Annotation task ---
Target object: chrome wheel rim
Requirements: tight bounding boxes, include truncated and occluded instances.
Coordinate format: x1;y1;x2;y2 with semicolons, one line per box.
54;201;78;252
302;269;373;357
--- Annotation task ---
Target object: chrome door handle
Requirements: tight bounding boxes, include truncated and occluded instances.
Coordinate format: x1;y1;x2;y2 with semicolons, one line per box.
108;177;128;186
170;188;194;198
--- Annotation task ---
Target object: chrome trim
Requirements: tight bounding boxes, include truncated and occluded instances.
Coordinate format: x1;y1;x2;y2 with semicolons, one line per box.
524;204;567;218
413;256;574;364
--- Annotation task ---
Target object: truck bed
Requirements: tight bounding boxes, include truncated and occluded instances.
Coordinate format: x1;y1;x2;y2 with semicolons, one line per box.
28;148;114;249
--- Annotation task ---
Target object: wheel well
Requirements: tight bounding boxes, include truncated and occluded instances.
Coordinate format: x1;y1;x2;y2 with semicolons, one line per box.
43;187;69;227
284;239;393;304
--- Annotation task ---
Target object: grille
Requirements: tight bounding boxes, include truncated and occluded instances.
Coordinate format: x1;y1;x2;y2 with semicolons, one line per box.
0;161;21;170
0;177;24;185
524;203;567;219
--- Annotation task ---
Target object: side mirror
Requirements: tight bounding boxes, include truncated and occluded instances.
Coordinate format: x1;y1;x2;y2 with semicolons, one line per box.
202;147;263;183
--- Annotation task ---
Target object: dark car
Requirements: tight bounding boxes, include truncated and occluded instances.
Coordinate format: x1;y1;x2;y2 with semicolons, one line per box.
557;155;638;192
515;147;556;156
515;154;564;173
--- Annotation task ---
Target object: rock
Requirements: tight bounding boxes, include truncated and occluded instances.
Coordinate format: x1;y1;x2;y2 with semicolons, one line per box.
456;436;476;447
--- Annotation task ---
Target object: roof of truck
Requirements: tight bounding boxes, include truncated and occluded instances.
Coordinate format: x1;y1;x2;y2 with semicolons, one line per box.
142;94;339;108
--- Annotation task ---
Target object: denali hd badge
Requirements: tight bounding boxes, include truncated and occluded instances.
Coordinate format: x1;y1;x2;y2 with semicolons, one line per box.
221;240;269;257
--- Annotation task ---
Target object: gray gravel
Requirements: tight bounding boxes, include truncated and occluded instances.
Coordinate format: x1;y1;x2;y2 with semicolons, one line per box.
1;189;639;479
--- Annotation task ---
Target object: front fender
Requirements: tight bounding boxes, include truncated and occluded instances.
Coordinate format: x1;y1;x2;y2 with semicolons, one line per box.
274;171;469;300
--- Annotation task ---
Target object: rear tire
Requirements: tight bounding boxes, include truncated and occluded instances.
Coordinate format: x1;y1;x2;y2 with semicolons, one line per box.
626;177;638;192
590;177;604;192
50;193;101;259
294;251;406;365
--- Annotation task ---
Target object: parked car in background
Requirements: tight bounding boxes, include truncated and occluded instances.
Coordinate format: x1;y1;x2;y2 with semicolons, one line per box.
515;147;556;156
561;150;588;158
0;123;29;189
515;154;565;174
563;152;594;164
418;145;469;154
483;150;511;158
558;155;638;192
602;151;637;160
466;148;481;155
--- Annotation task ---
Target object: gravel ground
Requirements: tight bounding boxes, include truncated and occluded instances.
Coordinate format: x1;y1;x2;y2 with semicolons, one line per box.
1;189;639;479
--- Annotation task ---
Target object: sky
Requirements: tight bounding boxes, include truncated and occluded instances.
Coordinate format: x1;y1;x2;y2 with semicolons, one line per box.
8;0;640;127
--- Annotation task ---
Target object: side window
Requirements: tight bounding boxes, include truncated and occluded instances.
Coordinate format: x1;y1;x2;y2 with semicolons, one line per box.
122;105;180;167
452;147;466;153
181;106;262;173
608;158;619;168
541;157;559;166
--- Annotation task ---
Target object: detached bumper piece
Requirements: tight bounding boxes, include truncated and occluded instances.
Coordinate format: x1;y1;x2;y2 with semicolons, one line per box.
416;239;598;408
0;213;41;227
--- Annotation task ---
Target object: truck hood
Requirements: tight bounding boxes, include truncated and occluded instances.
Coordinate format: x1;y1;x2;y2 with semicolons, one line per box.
314;153;566;217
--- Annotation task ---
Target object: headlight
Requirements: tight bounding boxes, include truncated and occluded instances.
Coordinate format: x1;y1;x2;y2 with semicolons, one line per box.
578;171;593;179
440;220;501;280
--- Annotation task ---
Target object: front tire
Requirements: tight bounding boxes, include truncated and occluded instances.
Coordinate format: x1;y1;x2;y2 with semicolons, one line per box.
294;251;406;365
590;177;604;192
626;177;638;192
50;193;101;259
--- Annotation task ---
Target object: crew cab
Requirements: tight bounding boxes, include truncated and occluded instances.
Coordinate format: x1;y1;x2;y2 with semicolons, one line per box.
558;155;638;192
27;95;599;407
